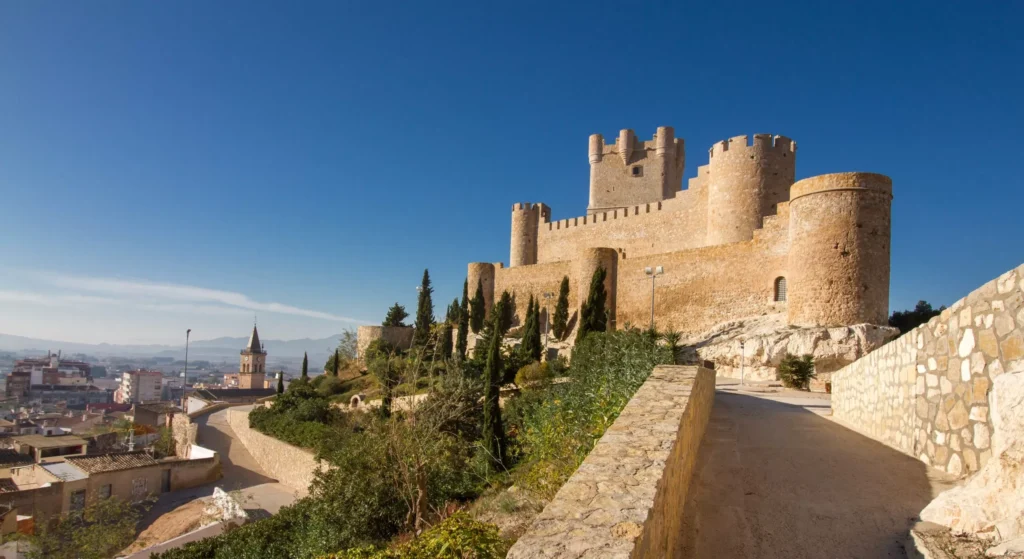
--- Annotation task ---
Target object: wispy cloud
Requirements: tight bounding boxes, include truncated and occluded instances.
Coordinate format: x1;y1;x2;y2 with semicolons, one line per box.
12;272;370;323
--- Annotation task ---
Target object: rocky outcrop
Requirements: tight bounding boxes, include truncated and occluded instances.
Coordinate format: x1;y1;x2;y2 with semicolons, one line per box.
920;370;1024;542
683;314;899;389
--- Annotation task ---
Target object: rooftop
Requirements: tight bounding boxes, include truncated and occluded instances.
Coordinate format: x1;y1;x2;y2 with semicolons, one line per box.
65;451;158;474
0;449;34;468
12;434;88;449
41;461;88;482
0;479;18;494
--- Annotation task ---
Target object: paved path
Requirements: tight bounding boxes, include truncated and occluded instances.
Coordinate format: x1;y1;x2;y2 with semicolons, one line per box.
131;408;298;557
679;380;953;559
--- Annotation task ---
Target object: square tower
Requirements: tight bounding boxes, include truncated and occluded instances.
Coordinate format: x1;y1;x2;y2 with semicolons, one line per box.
239;325;267;389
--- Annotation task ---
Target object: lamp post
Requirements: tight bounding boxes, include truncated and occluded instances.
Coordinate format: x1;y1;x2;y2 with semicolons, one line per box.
740;339;746;387
644;266;664;331
542;291;555;349
182;329;191;410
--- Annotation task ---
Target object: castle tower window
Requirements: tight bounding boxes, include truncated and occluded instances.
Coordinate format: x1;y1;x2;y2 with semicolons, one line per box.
774;277;788;302
631;166;643;177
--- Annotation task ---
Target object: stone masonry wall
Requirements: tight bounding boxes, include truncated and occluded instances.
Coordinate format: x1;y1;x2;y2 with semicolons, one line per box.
226;407;320;495
832;263;1024;478
507;365;716;559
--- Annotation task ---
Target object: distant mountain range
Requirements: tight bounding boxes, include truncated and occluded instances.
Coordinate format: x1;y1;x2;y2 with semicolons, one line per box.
0;332;344;364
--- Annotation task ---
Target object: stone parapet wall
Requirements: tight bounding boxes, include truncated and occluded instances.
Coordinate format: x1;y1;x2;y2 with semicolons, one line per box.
832;263;1024;478
226;407;320;495
355;326;414;359
507;365;716;558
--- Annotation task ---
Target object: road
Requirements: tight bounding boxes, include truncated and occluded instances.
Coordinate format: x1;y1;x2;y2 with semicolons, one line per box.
679;380;954;558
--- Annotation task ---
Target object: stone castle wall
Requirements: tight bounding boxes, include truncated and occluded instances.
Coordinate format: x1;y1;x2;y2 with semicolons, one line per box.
492;126;892;336
226;406;320;495
832;263;1024;478
507;365;716;558
355;325;414;358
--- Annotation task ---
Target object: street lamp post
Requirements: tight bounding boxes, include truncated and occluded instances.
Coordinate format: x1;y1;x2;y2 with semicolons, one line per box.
182;329;191;410
644;266;664;331
740;339;746;387
542;291;555;350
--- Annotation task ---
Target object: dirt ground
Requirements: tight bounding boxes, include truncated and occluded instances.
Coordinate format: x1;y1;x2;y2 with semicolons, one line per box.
122;499;213;556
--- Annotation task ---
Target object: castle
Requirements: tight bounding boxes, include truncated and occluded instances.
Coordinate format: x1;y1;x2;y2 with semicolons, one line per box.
467;126;893;336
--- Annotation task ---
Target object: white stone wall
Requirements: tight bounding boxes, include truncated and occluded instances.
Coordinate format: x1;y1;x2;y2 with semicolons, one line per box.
832;263;1024;478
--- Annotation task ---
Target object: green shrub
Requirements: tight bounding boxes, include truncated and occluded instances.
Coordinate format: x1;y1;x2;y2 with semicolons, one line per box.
514;361;551;387
248;379;348;450
513;330;672;496
777;353;816;390
323;513;508;559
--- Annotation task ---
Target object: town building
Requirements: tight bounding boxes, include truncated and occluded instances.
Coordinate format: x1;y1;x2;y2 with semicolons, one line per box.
238;325;267;389
10;351;91;386
115;370;163;404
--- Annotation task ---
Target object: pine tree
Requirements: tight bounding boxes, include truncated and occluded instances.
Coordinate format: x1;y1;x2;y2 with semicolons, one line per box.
520;295;542;362
413;269;435;347
552;276;570;340
470;279;486;334
456;280;470;359
332;349;340;377
276;372;284;394
576;266;608;344
382;303;409;327
301;352;309;381
481;309;507;471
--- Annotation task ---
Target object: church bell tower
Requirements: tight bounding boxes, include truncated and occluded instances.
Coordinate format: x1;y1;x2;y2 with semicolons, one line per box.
239;324;267;389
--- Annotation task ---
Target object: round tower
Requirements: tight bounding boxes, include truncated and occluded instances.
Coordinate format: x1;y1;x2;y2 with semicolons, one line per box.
467;262;496;319
787;172;892;327
706;134;796;245
510;203;543;267
573;247;618;331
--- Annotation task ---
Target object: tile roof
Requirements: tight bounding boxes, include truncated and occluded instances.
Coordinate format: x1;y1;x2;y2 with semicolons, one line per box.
65;451;158;473
0;479;18;493
0;449;33;468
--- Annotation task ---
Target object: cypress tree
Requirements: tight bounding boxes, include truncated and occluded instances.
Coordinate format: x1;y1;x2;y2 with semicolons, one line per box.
520;295;542;362
456;280;470;359
498;291;513;333
276;372;284;394
413;269;435;347
470;279;486;334
332;349;340;377
446;298;460;323
481;309;507;471
552;276;570;340
301;352;309;381
441;320;454;361
576;266;608;344
383;303;409;327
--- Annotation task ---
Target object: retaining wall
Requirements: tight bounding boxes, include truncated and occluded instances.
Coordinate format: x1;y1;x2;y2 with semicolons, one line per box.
508;365;716;558
225;407;319;495
832;263;1024;478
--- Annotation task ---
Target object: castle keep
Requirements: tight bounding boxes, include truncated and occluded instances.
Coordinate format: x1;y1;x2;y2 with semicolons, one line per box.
468;127;893;335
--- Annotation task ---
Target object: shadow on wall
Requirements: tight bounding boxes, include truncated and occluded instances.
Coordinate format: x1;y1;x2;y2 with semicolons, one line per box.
679;392;941;559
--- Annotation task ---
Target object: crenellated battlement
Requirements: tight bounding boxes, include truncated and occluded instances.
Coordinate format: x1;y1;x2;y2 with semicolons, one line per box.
588;127;684;162
709;134;796;159
546;200;670;232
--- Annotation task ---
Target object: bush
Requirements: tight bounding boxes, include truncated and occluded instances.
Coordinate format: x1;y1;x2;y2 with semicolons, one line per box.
513;330;672;496
324;513;508;559
248;379;348;450
777;353;816;390
514;361;551;387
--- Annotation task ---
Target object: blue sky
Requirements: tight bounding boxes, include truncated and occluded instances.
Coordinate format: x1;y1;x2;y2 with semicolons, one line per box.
0;1;1021;345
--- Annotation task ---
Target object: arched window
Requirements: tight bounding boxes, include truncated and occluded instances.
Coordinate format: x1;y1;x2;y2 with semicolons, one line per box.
774;277;787;302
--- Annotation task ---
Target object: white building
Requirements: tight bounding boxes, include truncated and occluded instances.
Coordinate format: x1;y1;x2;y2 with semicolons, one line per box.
115;370;163;404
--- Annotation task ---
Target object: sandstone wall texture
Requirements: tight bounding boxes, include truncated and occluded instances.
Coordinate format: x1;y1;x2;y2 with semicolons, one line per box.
479;127;892;337
171;412;198;459
507;365;716;559
355;326;413;358
467;262;498;320
226;407;319;495
832;263;1024;479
